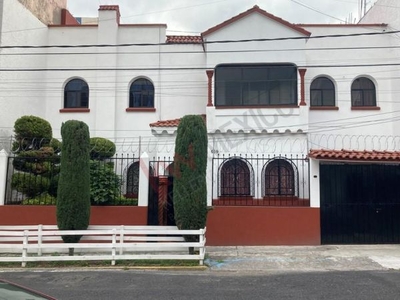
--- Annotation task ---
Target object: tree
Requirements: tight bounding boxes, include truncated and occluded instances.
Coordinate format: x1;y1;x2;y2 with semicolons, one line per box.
56;120;91;255
173;115;208;252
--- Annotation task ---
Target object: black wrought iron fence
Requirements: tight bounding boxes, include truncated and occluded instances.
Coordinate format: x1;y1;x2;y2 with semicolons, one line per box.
211;153;309;206
5;154;140;206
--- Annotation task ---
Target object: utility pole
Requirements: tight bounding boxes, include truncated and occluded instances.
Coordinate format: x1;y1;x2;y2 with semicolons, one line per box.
359;0;367;20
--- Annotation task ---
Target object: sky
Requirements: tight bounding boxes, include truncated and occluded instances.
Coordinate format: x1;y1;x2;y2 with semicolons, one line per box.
66;0;379;34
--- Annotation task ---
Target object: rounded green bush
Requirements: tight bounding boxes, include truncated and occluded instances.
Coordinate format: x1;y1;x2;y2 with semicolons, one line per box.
22;193;57;205
90;137;116;160
90;160;121;204
50;138;62;154
14;116;52;151
11;173;50;198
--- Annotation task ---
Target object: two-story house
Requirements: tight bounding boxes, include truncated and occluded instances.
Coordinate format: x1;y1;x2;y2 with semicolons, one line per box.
1;0;399;245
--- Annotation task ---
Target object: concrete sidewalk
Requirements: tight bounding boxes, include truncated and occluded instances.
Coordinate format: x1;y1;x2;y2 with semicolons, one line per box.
205;245;400;272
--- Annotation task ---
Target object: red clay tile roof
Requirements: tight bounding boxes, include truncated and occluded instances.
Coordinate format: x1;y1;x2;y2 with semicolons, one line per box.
166;35;203;44
309;149;400;161
150;118;181;127
99;5;120;11
202;5;311;37
150;115;206;127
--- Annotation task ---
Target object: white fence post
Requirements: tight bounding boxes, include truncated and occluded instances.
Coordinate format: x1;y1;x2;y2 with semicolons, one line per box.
22;230;28;267
38;224;43;256
138;152;149;207
0;149;9;205
309;158;321;208
199;228;205;266
111;228;116;266
119;225;124;255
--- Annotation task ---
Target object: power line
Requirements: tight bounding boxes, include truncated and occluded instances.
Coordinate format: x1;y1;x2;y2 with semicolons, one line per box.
2;61;400;72
289;0;346;23
4;44;400;56
0;30;394;49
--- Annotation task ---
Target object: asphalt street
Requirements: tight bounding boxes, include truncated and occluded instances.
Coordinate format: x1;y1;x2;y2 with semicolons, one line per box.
1;269;400;300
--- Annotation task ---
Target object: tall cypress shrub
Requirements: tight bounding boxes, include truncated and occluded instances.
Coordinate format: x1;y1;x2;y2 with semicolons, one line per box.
173;115;208;243
56;120;91;255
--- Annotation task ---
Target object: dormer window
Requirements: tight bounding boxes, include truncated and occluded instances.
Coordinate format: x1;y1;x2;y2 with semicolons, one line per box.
215;64;297;107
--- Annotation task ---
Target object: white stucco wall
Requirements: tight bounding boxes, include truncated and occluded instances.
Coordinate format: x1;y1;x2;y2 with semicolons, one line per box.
303;24;400;149
0;3;399;153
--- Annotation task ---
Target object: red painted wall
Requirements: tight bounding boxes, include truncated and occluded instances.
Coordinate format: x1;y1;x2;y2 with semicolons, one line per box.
0;206;321;245
206;207;321;246
0;206;148;226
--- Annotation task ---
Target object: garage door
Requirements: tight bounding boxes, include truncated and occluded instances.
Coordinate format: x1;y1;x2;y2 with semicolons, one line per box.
320;163;400;244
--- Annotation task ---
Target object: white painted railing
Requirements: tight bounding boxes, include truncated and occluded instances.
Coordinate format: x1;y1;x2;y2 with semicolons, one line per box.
0;225;206;267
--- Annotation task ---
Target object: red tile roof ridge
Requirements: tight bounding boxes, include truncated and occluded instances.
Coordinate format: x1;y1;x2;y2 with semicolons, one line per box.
309;149;400;161
99;5;120;11
150;115;206;127
166;35;203;44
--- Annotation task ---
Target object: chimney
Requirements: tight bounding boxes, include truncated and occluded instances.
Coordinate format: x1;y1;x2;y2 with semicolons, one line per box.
98;5;121;25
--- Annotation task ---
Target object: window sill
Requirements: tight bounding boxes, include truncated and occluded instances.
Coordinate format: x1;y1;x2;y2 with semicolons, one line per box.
59;108;90;113
126;108;156;112
215;105;299;109
213;197;310;207
310;106;339;111
351;106;380;110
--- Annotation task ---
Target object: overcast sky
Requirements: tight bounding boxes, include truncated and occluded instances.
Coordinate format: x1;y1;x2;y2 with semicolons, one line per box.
67;0;378;34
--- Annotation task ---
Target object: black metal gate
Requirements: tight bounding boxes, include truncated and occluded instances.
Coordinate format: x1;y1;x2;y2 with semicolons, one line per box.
147;175;159;225
147;175;175;226
320;163;400;244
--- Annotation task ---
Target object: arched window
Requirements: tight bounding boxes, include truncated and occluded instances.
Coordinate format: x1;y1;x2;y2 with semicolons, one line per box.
264;159;295;196
129;78;154;108
310;77;335;106
64;79;89;108
220;158;252;196
126;162;139;198
351;77;376;107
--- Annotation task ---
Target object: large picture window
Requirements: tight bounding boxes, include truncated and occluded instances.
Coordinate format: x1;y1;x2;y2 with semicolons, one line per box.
215;64;297;107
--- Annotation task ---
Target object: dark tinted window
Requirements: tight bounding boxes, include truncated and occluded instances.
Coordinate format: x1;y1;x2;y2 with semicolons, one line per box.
215;64;297;106
351;77;376;107
220;159;251;196
129;79;154;108
64;79;89;108
310;77;335;106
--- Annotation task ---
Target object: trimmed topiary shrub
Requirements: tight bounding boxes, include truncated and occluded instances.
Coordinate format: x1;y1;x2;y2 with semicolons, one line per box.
57;120;91;254
50;138;62;154
89;137;116;160
22;193;57;205
11;173;50;198
11;117;61;203
13;115;52;151
173;115;208;252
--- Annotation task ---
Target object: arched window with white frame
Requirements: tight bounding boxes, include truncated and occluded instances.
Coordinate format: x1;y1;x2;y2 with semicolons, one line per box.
219;158;253;196
264;159;296;196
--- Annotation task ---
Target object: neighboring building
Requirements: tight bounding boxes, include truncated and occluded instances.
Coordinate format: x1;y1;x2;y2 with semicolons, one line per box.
1;0;400;245
17;0;66;25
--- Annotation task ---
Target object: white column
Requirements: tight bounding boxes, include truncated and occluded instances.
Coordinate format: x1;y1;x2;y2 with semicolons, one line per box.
309;158;320;208
0;149;9;205
206;152;213;207
138;152;150;207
